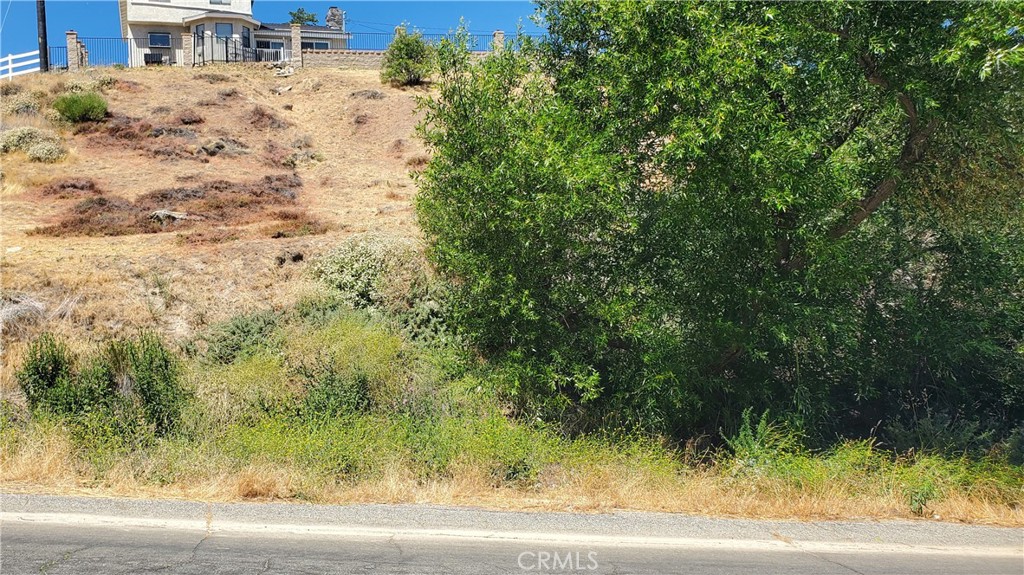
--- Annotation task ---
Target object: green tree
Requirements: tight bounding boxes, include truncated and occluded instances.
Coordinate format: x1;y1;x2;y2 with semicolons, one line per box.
289;8;318;25
417;2;1024;441
381;26;434;87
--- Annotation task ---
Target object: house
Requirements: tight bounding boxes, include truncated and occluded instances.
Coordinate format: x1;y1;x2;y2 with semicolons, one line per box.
116;1;349;66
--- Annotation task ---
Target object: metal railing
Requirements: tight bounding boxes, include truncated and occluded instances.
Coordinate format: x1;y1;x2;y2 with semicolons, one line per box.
254;47;291;63
78;37;185;67
193;36;264;66
49;46;68;70
342;32;541;53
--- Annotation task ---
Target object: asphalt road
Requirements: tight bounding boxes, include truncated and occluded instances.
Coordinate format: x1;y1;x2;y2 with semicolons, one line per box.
1;494;1021;574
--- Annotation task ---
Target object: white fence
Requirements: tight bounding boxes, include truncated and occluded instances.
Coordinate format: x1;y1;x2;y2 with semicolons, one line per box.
1;50;41;80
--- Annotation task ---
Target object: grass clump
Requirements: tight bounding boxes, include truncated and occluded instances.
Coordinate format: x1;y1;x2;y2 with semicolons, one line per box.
52;91;108;122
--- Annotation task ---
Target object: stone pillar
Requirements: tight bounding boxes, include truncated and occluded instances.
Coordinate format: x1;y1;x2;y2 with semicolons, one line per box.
181;32;193;67
492;30;505;51
80;43;89;68
290;24;303;67
66;30;80;72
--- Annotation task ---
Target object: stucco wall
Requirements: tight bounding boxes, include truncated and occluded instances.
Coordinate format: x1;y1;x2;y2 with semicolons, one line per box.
301;50;385;70
127;0;253;24
126;24;187;65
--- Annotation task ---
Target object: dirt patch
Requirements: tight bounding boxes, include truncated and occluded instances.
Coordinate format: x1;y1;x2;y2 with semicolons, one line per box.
35;174;308;237
39;178;103;199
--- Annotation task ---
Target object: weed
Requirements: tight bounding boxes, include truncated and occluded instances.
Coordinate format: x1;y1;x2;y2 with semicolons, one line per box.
2;93;40;116
202;310;281;365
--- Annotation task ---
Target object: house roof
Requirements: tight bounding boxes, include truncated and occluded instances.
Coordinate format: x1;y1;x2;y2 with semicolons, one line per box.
182;11;260;26
259;23;347;33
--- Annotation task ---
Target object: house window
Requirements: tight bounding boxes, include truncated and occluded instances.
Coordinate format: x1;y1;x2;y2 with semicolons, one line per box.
210;0;230;5
301;41;330;50
242;26;251;48
215;23;233;38
148;33;172;47
195;23;205;37
256;40;284;50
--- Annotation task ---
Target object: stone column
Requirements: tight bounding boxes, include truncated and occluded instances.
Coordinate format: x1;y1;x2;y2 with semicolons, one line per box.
66;30;80;72
181;32;193;67
80;43;89;68
492;30;505;51
290;24;303;67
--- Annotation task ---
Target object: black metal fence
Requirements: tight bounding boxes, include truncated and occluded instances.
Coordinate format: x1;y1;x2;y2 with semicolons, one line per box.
45;32;544;70
344;31;535;52
48;46;68;70
78;37;186;67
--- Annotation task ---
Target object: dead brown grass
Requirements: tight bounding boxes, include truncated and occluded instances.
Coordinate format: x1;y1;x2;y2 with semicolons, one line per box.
38;177;103;199
33;174;305;237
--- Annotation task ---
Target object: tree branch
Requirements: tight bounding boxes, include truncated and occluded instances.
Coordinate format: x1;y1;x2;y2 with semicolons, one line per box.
826;53;938;240
827;118;938;240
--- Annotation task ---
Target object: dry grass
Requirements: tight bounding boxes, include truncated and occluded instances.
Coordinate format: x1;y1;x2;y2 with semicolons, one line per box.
1;66;424;351
1;430;1021;524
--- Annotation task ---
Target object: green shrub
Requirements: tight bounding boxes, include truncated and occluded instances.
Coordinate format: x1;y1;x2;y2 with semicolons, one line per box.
381;26;434;87
0;127;59;154
311;234;448;340
25;141;66;163
202;310;280;365
16;333;77;411
16;332;186;436
52;91;108;122
119;333;185;435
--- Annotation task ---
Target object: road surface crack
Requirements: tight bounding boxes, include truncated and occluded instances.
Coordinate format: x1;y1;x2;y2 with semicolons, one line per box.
38;546;88;574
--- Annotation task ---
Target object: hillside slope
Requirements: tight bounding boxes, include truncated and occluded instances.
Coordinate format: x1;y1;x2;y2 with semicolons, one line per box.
1;66;426;367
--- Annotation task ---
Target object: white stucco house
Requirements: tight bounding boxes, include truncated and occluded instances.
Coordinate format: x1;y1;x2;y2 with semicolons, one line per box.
116;0;349;66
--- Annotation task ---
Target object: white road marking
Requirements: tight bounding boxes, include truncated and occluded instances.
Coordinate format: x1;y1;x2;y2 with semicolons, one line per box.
3;512;1020;558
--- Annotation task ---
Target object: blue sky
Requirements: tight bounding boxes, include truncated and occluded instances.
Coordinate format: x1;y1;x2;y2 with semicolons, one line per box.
0;1;543;55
